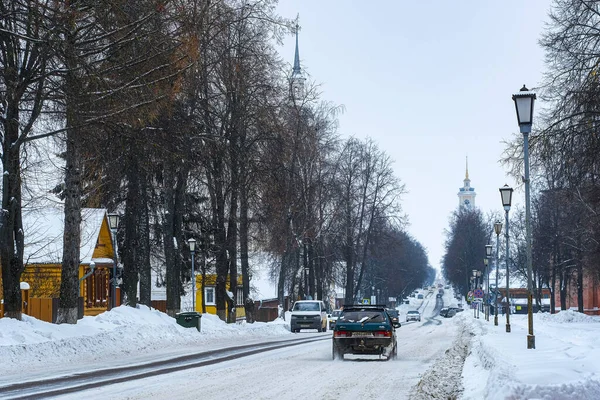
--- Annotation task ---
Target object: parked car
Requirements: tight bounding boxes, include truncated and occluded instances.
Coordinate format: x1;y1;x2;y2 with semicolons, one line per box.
417;294;424;299
444;308;457;318
332;304;399;360
290;300;328;333
328;309;342;330
406;310;421;322
439;307;450;317
386;309;400;326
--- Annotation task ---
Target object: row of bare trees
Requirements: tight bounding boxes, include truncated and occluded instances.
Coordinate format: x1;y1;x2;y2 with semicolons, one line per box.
496;0;600;313
1;0;431;324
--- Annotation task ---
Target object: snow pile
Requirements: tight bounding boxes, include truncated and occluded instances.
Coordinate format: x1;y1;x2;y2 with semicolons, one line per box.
410;316;471;399
0;305;290;374
536;309;600;323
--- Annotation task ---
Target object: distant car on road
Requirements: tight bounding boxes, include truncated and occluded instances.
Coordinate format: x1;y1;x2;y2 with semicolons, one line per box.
406;310;421;322
328;309;342;330
417;294;424;299
386;309;400;326
332;304;399;360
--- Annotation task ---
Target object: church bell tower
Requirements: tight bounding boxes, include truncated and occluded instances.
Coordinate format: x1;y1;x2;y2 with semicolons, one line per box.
458;157;476;208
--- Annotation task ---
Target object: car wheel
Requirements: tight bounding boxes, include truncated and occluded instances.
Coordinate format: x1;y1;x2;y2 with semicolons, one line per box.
390;345;398;360
332;345;343;360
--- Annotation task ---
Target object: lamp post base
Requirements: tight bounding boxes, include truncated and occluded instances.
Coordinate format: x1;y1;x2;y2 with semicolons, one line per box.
506;324;511;333
494;314;498;326
527;334;535;349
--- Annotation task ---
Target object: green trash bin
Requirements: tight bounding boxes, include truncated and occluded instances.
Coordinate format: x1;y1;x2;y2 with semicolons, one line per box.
176;311;202;332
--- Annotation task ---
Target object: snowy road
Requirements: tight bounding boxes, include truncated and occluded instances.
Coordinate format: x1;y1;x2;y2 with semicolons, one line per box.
49;292;460;400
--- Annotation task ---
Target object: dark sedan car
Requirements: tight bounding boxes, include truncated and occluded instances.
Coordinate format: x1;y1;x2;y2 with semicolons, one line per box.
332;305;400;360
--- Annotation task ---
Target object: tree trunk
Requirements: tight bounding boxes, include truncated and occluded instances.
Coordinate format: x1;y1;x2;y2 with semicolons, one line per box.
240;183;253;323
56;126;82;324
56;29;83;324
227;138;239;323
550;261;556;314
164;159;180;316
560;271;567;310
0;119;25;319
123;143;140;307
577;262;584;313
139;175;152;307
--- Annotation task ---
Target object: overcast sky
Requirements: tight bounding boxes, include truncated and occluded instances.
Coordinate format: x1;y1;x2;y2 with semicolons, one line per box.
275;1;552;272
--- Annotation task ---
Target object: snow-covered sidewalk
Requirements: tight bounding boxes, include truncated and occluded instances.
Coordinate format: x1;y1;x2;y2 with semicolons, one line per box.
460;309;600;399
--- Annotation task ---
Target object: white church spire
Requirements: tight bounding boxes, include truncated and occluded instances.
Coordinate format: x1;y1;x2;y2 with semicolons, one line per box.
458;156;476;208
290;18;305;102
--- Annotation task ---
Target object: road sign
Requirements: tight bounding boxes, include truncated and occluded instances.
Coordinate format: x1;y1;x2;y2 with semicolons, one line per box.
474;289;484;298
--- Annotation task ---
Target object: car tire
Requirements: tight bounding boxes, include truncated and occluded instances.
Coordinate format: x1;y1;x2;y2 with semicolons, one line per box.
390;345;398;360
332;346;343;360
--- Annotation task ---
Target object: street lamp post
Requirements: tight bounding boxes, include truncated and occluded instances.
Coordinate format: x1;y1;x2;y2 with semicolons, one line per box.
485;245;493;321
494;221;503;326
499;184;513;333
513;85;536;349
107;213;120;310
188;238;196;312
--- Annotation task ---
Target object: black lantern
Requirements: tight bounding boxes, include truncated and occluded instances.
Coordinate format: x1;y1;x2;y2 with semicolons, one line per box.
486;244;493;258
188;238;196;253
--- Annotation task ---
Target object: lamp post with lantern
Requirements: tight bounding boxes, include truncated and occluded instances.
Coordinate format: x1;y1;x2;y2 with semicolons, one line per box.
494;221;503;326
485;243;492;321
512;85;536;349
188;238;196;312
107;213;120;310
499;184;513;333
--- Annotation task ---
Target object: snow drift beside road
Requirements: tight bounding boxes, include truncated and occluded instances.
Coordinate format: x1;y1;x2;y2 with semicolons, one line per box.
0;305;290;374
461;309;600;400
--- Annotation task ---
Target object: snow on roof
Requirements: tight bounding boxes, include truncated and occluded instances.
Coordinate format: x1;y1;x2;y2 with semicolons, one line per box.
23;207;107;265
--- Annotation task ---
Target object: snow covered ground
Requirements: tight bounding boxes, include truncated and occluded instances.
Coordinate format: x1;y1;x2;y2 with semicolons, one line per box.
1;289;600;399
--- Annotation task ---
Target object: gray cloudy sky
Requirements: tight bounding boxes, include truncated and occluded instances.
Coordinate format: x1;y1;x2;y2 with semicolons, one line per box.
275;1;552;271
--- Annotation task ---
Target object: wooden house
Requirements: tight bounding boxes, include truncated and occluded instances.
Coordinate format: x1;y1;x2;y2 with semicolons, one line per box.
196;274;246;321
1;207;119;321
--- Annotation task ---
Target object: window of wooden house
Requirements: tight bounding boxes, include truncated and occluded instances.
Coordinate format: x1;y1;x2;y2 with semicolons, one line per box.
236;287;244;306
205;287;215;305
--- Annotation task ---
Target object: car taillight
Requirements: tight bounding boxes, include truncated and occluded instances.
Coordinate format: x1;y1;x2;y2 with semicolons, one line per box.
334;331;349;338
374;330;392;338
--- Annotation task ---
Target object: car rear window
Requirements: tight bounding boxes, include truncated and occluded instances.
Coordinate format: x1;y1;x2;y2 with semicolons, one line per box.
339;310;386;323
408;311;419;314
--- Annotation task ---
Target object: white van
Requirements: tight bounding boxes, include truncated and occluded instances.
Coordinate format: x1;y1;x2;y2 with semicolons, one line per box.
290;300;328;333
